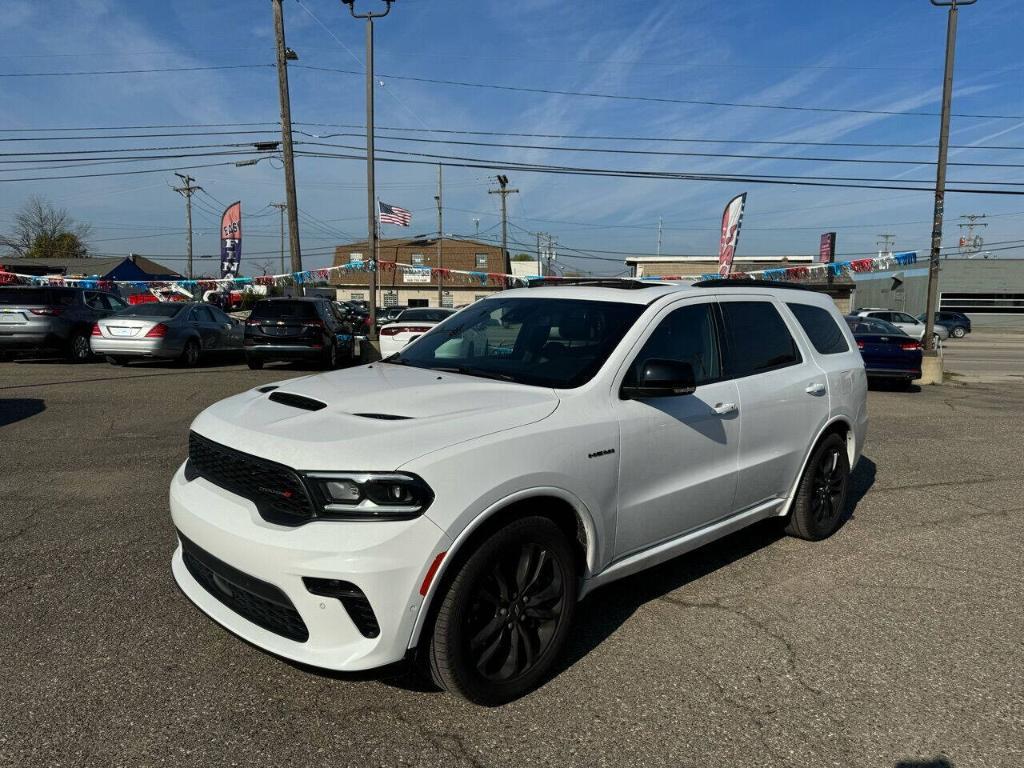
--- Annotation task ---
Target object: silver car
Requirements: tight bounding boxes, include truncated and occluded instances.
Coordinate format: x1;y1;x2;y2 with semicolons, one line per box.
91;302;243;366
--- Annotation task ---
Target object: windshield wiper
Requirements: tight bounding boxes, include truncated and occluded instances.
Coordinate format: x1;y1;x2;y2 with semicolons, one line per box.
432;366;516;382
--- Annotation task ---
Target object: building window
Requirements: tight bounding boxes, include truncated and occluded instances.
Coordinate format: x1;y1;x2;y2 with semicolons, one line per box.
411;253;424;265
441;291;454;309
475;253;488;268
383;291;399;307
409;298;429;308
349;252;363;263
350;293;365;301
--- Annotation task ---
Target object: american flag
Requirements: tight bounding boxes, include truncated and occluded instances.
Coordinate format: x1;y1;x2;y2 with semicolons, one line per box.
378;201;412;227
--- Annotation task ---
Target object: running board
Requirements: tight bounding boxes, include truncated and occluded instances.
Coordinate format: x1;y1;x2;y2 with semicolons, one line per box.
579;499;784;599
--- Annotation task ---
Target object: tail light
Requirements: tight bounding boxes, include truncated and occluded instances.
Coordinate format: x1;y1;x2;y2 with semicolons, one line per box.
245;319;260;327
91;323;101;336
144;323;168;338
30;307;63;316
382;325;431;336
856;340;864;350
899;341;922;351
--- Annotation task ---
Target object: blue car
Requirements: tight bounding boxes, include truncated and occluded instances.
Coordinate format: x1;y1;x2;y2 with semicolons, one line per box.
844;315;923;390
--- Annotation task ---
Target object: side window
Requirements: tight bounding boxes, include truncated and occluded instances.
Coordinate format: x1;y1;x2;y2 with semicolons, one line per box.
786;303;849;355
84;291;105;310
897;312;917;324
106;294;127;311
195;307;214;322
624;302;721;387
720;301;801;378
209;307;230;323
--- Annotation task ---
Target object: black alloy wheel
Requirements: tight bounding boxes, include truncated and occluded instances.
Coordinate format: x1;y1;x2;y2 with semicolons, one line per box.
466;542;567;683
428;516;577;705
180;339;201;368
785;433;850;541
68;332;91;363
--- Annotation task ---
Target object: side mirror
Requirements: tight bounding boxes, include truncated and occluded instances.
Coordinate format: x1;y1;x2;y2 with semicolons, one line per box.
621;359;697;399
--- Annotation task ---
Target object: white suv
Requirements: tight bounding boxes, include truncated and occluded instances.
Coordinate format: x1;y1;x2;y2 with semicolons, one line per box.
170;280;867;705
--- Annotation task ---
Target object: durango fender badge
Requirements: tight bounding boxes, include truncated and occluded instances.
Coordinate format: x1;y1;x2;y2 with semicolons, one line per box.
587;449;615;459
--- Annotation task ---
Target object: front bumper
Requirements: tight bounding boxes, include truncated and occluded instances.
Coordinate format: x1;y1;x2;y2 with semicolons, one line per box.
169;462;451;671
90;337;184;357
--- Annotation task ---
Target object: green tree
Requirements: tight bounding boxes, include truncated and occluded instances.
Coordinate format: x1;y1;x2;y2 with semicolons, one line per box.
1;195;91;258
511;253;534;261
25;231;88;260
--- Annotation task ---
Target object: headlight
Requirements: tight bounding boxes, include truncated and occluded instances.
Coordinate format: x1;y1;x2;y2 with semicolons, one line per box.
304;472;434;520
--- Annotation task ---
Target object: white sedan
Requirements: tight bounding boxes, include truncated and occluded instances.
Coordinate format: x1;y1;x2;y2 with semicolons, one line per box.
378;307;456;357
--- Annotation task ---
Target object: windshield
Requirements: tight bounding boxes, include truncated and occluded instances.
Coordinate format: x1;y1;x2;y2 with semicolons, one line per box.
113;302;185;318
846;316;907;336
395;308;454;323
387;297;645;388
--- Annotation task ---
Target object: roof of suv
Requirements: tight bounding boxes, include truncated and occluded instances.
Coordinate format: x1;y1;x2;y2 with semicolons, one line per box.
501;279;827;305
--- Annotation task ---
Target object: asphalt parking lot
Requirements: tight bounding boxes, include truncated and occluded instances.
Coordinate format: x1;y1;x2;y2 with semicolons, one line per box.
2;356;1022;768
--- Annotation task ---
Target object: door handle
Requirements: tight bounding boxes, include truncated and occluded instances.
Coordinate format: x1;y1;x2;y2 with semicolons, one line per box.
713;402;737;415
805;382;826;395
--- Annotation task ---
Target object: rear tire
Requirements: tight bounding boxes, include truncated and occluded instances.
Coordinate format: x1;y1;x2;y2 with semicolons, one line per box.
896;378;914;391
179;339;201;368
427;516;577;706
322;340;338;370
952;326;966;338
785;433;850;541
246;356;264;370
68;332;91;363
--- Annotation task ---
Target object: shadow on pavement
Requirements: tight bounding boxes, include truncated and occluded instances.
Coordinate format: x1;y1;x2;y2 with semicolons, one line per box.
0;397;46;427
895;758;953;768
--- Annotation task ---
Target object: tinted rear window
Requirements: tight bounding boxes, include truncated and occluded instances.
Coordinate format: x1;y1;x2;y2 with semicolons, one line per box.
787;303;849;354
395;309;453;323
250;301;319;320
0;287;77;306
720;301;801;378
114;303;186;318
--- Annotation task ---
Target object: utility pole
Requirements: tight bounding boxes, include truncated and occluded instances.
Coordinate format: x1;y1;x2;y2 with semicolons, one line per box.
657;217;663;257
876;233;896;256
536;231;544;277
435;164;444;307
272;0;303;279
270;203;288;274
957;214;987;258
924;0;976;362
173;173;201;280
473;218;480;238
489;174;518;269
343;0;394;339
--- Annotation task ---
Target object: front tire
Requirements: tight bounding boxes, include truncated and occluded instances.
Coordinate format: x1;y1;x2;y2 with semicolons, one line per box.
428;516;577;706
785;433;850;541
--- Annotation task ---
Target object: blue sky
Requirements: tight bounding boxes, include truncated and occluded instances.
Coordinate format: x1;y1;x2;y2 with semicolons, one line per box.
1;0;1022;276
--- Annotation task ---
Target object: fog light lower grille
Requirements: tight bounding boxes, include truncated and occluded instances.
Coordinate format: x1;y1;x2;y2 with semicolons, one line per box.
303;578;380;638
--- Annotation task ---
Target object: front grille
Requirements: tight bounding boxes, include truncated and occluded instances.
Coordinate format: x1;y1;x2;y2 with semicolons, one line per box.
179;531;309;642
188;431;314;526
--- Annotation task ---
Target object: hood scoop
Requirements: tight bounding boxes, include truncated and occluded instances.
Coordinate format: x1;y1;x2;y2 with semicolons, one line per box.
268;391;326;412
351;412;412;420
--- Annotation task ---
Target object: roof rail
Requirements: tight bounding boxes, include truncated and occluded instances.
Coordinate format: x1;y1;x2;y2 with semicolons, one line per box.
526;277;663;290
691;278;815;292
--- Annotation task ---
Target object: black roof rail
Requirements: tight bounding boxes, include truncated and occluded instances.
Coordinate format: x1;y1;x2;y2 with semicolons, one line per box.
692;278;815;292
526;277;665;290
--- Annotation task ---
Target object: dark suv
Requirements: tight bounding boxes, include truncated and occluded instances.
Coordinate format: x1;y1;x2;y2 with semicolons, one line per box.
0;286;127;361
916;311;971;338
244;297;355;370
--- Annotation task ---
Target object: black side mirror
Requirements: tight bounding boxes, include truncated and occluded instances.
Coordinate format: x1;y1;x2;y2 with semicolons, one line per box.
621;359;697;399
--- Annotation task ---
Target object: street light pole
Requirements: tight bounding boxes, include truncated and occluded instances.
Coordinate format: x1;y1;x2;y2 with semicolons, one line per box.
343;0;394;339
435;163;443;307
923;0;976;365
272;0;303;279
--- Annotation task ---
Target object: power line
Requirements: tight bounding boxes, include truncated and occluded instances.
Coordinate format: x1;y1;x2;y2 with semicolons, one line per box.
292;64;1024;121
0;64;273;77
